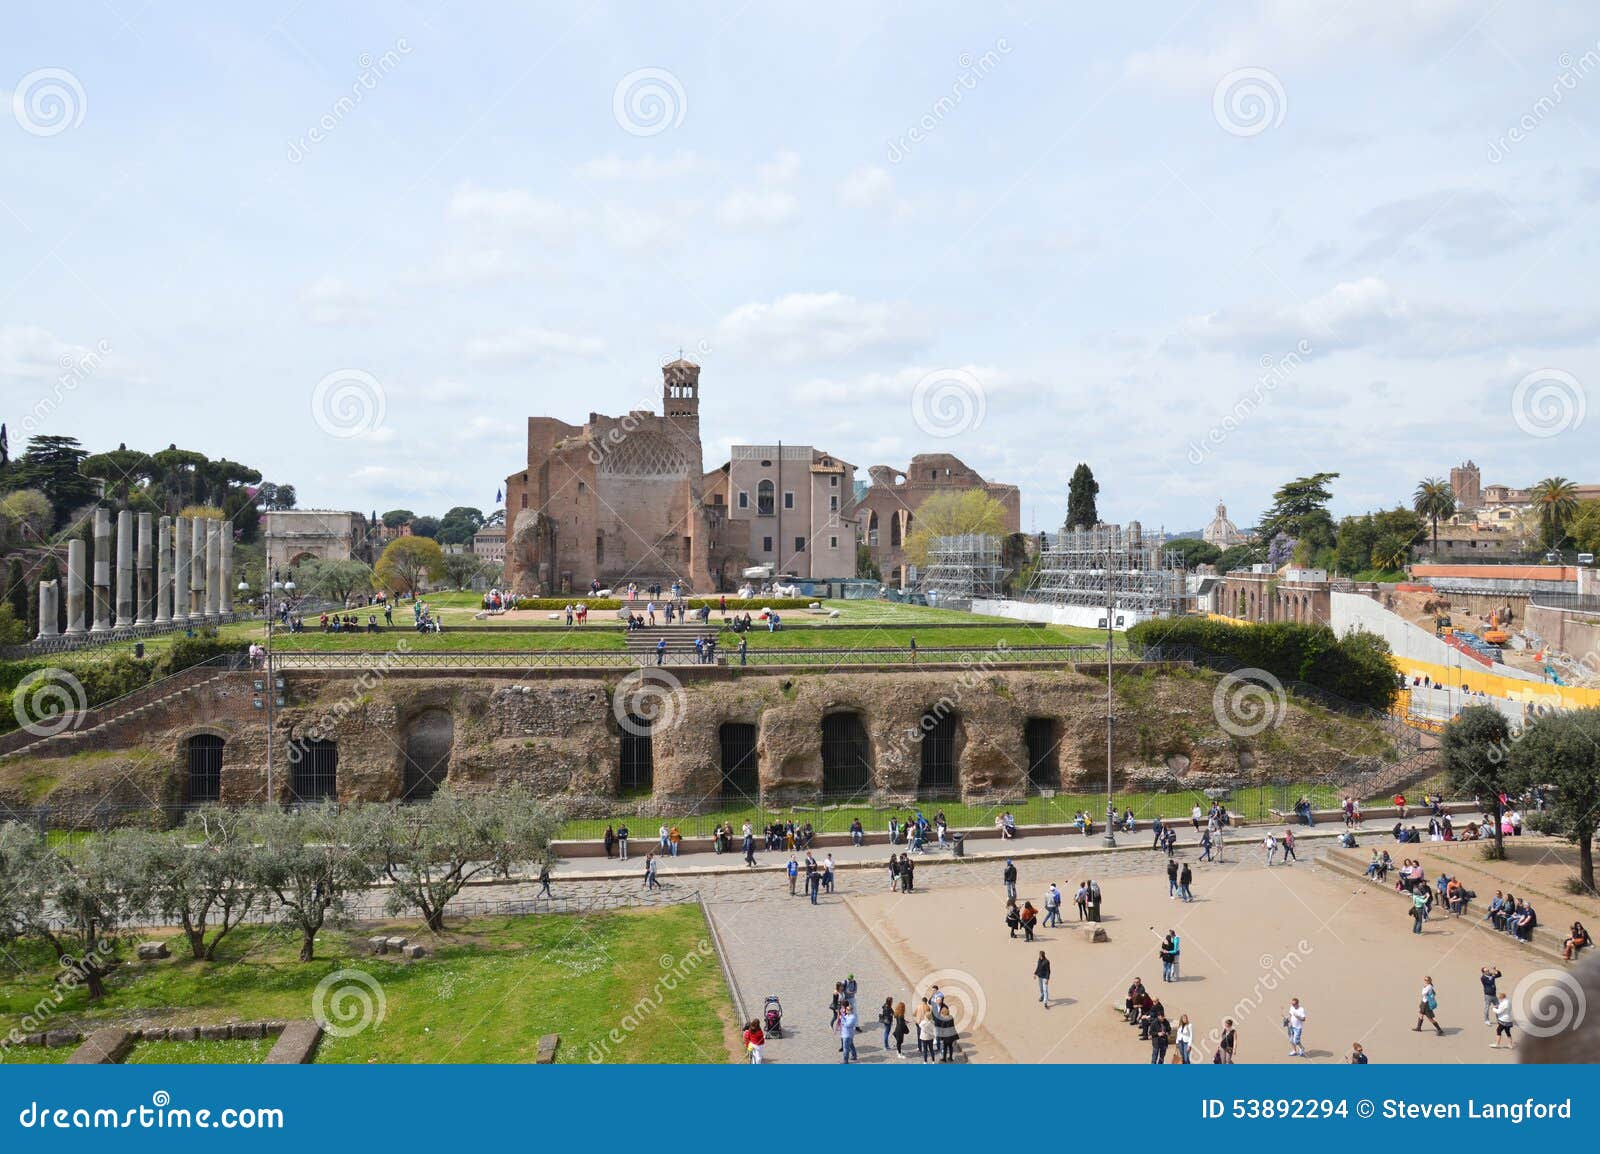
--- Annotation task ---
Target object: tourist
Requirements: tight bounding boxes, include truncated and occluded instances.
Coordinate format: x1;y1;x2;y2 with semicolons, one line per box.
617;822;630;860
1043;882;1063;927
1285;998;1307;1057
536;861;552;898
1480;966;1503;1025
1410;885;1429;934
1363;850;1385;879
889;853;901;891
1415;975;1443;1036
1075;881;1089;921
892;1002;910;1056
669;826;682;856
1347;1041;1368;1064
1263;830;1278;866
1563;921;1590;961
829;983;843;1031
787;856;799;895
1282;828;1297;864
933;1001;958;1061
1150;1011;1172;1064
604;825;616;858
1175;1014;1193;1063
1020;900;1038;942
1491;992;1516;1050
1191;803;1203;831
743;1019;765;1064
823;853;835;894
1199;828;1214;862
741;826;755;868
1167;857;1179;899
1035;950;1051;1008
1003;859;1018;901
878;996;896;1051
850;817;864;846
1513;900;1537;942
1087;878;1102;922
1151;814;1165;850
1179;863;1194;903
1005;899;1022;939
1124;977;1149;1024
1160;930;1178;982
1218;1018;1237;1064
900;854;915;893
917;1002;937;1062
644;852;662;890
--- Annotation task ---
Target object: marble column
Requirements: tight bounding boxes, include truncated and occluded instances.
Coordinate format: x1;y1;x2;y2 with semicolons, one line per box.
204;518;221;621
37;580;60;638
219;523;234;616
66;539;87;636
115;509;135;629
91;507;112;634
135;512;154;625
173;515;191;626
155;517;172;625
189;516;206;620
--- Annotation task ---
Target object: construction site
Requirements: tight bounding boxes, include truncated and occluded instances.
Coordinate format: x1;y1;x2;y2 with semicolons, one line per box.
1023;521;1186;627
914;534;1007;607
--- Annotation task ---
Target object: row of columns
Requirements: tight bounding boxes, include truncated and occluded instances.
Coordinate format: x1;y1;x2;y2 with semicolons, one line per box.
39;513;234;638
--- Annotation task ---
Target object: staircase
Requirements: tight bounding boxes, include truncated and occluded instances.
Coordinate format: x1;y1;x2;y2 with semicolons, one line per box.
0;658;242;765
617;597;727;663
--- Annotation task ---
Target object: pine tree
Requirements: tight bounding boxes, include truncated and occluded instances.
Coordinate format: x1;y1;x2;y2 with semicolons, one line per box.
1065;463;1099;529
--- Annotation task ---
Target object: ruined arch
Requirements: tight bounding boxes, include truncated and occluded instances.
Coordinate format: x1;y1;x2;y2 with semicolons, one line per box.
403;708;453;801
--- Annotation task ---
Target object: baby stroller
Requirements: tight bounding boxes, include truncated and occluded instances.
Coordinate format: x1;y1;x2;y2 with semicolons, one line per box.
763;995;783;1038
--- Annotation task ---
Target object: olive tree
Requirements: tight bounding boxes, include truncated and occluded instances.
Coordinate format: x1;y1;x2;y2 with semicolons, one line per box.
244;805;372;962
1440;704;1515;860
137;812;261;961
350;788;559;933
1511;707;1600;892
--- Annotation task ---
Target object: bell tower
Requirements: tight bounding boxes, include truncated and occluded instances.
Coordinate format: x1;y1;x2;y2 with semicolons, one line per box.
662;356;700;425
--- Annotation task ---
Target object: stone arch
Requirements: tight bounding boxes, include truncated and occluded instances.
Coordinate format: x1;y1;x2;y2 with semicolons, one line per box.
820;711;873;798
182;731;225;804
718;721;759;803
402;708;453;801
917;705;961;796
290;738;338;802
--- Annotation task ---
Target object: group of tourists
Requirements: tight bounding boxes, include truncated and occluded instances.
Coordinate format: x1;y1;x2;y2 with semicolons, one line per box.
762;820;817;851
481;589;513;612
785;853;835;902
319;610;387;632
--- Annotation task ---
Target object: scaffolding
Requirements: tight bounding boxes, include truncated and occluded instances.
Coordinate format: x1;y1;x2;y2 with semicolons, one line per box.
915;534;1006;606
1026;521;1185;617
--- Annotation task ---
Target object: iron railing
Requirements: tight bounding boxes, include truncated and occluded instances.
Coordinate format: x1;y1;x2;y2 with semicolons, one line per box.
268;644;1138;671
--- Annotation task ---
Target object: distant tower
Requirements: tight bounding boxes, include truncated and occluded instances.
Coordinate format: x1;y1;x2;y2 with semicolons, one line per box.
662;356;700;426
1450;460;1481;511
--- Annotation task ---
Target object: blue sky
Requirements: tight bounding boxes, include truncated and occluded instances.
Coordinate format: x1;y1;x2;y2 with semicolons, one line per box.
3;1;1597;533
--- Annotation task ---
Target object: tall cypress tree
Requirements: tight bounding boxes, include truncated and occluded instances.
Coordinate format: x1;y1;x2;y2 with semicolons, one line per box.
7;557;27;629
1065;463;1100;529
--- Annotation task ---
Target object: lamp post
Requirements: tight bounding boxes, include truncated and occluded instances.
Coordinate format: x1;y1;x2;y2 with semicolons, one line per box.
1103;537;1117;847
240;570;296;803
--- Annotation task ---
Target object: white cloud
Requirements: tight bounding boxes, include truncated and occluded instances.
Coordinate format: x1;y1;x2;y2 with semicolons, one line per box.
713;292;927;363
838;165;893;209
447;183;576;237
300;276;375;326
576;150;701;181
466;326;606;369
717;151;801;229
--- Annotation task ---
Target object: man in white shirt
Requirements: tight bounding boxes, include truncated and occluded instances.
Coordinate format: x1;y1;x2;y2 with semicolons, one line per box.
1286;998;1307;1056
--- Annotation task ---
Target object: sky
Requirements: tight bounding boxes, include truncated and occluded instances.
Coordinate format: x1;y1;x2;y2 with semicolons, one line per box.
2;1;1597;535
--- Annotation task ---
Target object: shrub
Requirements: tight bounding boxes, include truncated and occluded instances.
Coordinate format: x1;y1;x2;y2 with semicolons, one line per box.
508;596;817;611
1126;617;1398;713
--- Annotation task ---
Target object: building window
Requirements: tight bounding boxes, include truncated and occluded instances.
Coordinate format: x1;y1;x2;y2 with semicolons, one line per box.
830;495;839;511
821;712;872;797
719;723;758;802
577;481;586;494
762;536;773;553
403;710;453;802
520;493;528;509
620;719;653;793
830;475;838;487
829;536;838;549
757;480;775;516
712;493;723;505
185;734;223;804
794;537;806;552
783;491;795;510
738;490;748;509
596;534;604;563
291;740;339;803
760;459;772;468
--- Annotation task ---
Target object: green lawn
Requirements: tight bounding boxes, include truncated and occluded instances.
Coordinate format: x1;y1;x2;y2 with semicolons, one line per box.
0;905;733;1064
556;782;1409;841
126;1037;272;1064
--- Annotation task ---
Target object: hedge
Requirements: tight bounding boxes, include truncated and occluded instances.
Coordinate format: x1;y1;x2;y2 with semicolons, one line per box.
1125;617;1398;714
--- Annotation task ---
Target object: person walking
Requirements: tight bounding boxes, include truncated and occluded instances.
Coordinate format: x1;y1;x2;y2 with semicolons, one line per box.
1410;886;1429;934
536;861;553;898
743;829;757;868
1263;830;1278;866
1179;863;1194;903
1199;828;1214;862
1491;992;1516;1050
743;1019;765;1064
878;997;896;1051
1035;950;1052;1008
1480;966;1503;1026
787;856;799;896
1347;1041;1368;1064
892;1002;910;1057
1167;857;1180;899
1003;859;1018;901
1044;883;1062;927
823;853;835;894
839;1003;859;1064
1414;976;1444;1036
1218;1018;1237;1064
655;637;667;665
1282;828;1298;864
1075;881;1089;921
1176;1014;1194;1063
1285;998;1307;1057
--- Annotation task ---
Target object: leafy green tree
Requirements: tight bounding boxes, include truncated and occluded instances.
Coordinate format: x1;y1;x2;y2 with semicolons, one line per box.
1065;463;1099;529
1440;705;1514;860
80;444;155;506
1256;472;1339;544
1510;707;1600;890
1412;477;1456;558
1371;533;1412;573
1530;477;1580;550
1215;543;1260;572
436;506;485;546
136;813;260;960
1165;538;1222;568
299;558;374;606
381;509;415;529
441;552;484;590
375;536;446;598
0;488;52;544
244;805;372;962
150;445;209;512
409;515;441;539
349;789;558;933
255;482;298;510
5;435;97;529
6;558;26;627
904;489;1010;566
1569;499;1600;557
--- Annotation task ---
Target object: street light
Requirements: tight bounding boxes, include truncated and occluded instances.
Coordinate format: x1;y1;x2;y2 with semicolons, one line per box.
240;571;296;803
1103;538;1117;847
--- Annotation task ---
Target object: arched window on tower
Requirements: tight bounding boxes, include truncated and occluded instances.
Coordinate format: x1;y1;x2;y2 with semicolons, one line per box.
757;480;775;516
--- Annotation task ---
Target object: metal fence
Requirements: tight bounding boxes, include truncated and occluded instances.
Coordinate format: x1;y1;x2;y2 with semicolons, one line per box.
269;644;1135;671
